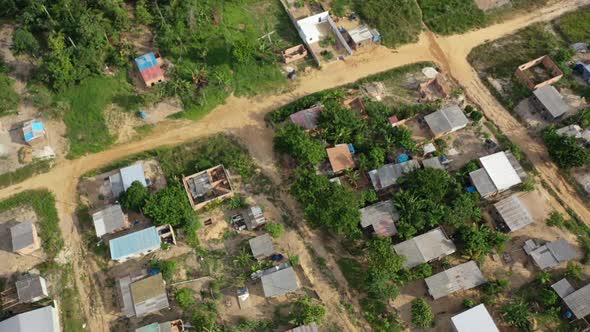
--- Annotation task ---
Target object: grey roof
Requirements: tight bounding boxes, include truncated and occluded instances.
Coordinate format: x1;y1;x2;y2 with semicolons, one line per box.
244;206;266;230
425;261;486;299
393;227;456;268
130;274;169;317
424;105;469;136
552;278;576;298
249;234;274;260
118;275;136;317
348;25;380;44
111;163;147;197
556;125;582;138
469;168;497;198
92;204;126;237
533;85;569;118
286;323;319;332
494;195;534;232
563;283;590;319
368;160;420;191
16;275;48;303
0;306;60;332
359;200;399;237
505;151;527;181
422;156;444;170
529;239;579;270
10;221;36;252
261;266;300;297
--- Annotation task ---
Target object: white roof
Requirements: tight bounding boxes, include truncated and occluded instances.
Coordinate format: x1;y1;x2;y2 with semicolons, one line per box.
451;304;499;332
480;152;521;191
0;306;60;332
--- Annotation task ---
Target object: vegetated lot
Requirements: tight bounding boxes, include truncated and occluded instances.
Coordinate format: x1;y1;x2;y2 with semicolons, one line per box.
267;62;590;330
0;190;86;332
77;135;333;331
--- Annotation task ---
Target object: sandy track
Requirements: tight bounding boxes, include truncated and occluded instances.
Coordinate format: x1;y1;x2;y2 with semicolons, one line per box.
1;0;589;330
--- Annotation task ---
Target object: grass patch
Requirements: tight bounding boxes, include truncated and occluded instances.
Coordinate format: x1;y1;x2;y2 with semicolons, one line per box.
555;7;590;43
54;264;86;332
419;0;486;35
56;73;136;158
0;189;63;258
354;0;422;47
0;159;53;189
337;258;364;292
0;60;20;116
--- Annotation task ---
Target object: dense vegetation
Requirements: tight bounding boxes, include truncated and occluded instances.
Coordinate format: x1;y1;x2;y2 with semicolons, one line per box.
355;0;422;47
556;8;590;43
419;0;486;35
411;298;434;328
543;126;590;169
0;60;19;116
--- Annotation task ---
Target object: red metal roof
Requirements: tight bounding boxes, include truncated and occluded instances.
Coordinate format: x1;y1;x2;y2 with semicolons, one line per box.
140;65;165;84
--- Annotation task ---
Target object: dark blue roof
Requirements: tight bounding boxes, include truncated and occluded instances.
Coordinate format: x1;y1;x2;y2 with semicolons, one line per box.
135;52;158;72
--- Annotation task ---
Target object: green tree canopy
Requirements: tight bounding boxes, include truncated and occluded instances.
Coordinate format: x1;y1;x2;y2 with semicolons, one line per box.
457;223;508;260
501;299;532;332
119;181;149;212
411;298;434;328
288;297;327;326
144;186;198;227
12;28;39;56
274;123;326;166
364;238;405;300
544;127;590;169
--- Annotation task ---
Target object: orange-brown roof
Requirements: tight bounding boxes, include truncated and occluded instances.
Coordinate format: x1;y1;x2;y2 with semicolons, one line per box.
326;145;355;173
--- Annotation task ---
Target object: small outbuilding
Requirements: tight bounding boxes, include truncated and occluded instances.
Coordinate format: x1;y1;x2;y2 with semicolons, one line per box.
135;52;165;87
551;279;590;319
393;227;456;268
118;273;169;318
109;226;161;262
261;265;300;298
22;120;46;146
556;124;582;138
574;61;590;82
16;274;49;303
531;85;570;120
359;200;399;237
424;104;469;138
425;261;486;300
110;163;147;198
422;156;445;170
525;238;579;270
346;25;381;50
493;194;534;232
451;304;499;332
249;234;274;261
326;144;356;174
368;160;420;191
243;206;267;230
10;221;40;255
92;204;129;238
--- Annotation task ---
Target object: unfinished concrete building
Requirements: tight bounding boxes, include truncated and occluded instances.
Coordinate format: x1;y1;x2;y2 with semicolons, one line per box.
515;55;563;91
183;165;233;210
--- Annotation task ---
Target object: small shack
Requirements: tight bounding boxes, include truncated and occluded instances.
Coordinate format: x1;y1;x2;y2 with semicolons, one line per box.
118;273;170;317
22;120;46;146
243;206;266;230
422;156;444;170
326;144;356;174
425;261;486;300
368;160;420;191
110;163;147;198
16;274;49;303
359;200;399;237
424;104;469;138
92;204;129;238
345;25;381;50
249;234;274;261
575;62;590;82
493;195;534;232
109;227;161;262
451;304;499;332
556;124;582;138
10;221;40;255
135;52;165;87
393;227;456;268
261;265;300;298
0;305;60;332
524;238;579;270
551;279;590;319
531;85;570;120
182;165;234;210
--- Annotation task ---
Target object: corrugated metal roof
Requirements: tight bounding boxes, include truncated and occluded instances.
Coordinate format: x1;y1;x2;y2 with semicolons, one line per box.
261;266;300;297
494;195;533;232
22;120;45;143
393;227;456;268
109;227;161;261
16;275;47;303
552;278;576;298
529;239;579;270
563;283;590;319
425;261;486;299
249;233;274;260
135;52;159;71
469;168;497;198
135;322;173;332
120;163;147;192
424;104;468;136
533;85;569;118
359;200;399;237
0;306;60;332
368;160;419;191
244;206;266;230
286;323;319;332
327;145;355;173
422;156;444;170
130;274;169;317
451;304;499;332
92;204;126;237
480;152;522;192
10;221;36;251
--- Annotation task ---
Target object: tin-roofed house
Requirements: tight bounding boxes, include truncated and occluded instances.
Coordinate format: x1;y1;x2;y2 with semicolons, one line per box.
249;233;274;261
183;165;233;210
368;160;420;191
118;273;170;317
0;305;60;332
92;204;129;238
10;221;41;255
393;227;456;268
110;163;148;198
425;261;486;300
524;238;579;270
289;105;324;131
135;52;166;88
261;265;300;298
551;279;590;319
22;120;46;146
493;195;534;232
469;151;526;198
424;104;469;138
136;320;184;332
243;206;267;230
345;25;381;50
531;85;570;120
109;226;161;262
286;323;319;332
359;200;399;237
451;304;499;332
15;274;48;303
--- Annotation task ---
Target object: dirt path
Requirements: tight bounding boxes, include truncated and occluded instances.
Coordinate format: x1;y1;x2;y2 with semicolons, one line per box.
0;0;589;330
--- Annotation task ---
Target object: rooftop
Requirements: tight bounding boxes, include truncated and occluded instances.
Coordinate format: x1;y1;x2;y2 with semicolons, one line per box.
533;85;569;118
22;120;45;143
16;274;48;303
244;206;266;230
368;160;420;191
556;125;582;139
551;278;576;298
92;204;127;237
110;163;147;197
563;283;590;319
109;226;161;261
393;227;456;268
10;221;37;252
261;266;300;297
130;274;170;317
348;25;380;44
249;234;274;260
494;195;534;232
451;304;499;332
424;104;469;136
135;52;164;84
359;200;399;237
425;261;486;299
422;156;444;170
289;105;324;130
326;144;355;173
0;306;60;332
528;239;579;270
480;152;522;191
286;323;319;332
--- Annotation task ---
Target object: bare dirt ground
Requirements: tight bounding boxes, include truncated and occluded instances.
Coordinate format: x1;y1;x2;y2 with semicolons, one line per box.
0;1;589;330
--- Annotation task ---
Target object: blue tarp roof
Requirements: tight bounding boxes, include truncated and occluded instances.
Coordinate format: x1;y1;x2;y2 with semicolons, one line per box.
110;227;161;261
120;163;147;191
32;122;44;131
24;132;35;142
135;52;158;72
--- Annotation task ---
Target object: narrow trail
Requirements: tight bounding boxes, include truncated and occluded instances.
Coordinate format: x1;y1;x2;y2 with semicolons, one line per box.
1;0;589;330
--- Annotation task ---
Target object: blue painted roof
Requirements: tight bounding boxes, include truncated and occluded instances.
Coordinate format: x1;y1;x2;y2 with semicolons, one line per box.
120;163;147;191
31;121;44;131
24;132;35;142
109;227;161;261
135;52;158;72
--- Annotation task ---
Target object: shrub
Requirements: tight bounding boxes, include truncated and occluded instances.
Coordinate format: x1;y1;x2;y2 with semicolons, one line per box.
150;260;177;282
411;298;434;328
356;0;422;47
274;124;327;166
144;186;198;227
544;127;590;169
565;261;583;281
470;110;483;122
501;299;532;331
320;50;334;60
463;298;476;308
12;28;40;56
288;297;327;325
175;288;196;311
546;211;565;228
265;222;285;239
119;181;149;211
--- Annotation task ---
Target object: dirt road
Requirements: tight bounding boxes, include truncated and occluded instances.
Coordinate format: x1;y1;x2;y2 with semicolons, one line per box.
1;0;589;330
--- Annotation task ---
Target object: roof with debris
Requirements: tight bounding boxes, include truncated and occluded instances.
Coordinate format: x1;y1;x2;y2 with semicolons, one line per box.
130;274;169;317
424;104;469;136
326;144;355;173
494;195;534;232
249;233;274;260
451;304;499;332
393;227;456;268
16;275;48;303
92;204;127;237
10;221;37;252
368;160;420;191
533;85;569;119
289;105;324;130
359;200;399;237
261;266;300;297
529;239;579;270
244;206;266;230
425;261;486;299
0;306;60;332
